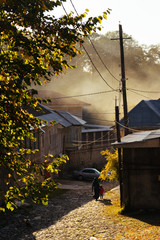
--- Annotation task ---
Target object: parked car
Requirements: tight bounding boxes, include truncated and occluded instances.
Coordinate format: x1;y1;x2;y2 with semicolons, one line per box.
73;168;101;181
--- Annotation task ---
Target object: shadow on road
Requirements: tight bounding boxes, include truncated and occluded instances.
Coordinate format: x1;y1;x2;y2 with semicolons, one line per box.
99;199;112;205
0;180;117;240
122;209;160;227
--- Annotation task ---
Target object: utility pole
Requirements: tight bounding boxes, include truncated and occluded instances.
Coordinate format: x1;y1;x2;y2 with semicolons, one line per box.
115;101;123;207
119;24;129;135
112;24;131;135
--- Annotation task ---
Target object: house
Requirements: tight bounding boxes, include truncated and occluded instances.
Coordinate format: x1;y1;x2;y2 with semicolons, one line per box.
32;91;116;172
120;100;160;132
26;104;66;170
55;110;86;150
35;90;90;119
113;129;160;210
26;103;85;177
28;90;116;173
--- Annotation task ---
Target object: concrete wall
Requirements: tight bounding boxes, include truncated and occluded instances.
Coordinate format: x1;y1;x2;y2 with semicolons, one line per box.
64;130;115;175
65;145;108;174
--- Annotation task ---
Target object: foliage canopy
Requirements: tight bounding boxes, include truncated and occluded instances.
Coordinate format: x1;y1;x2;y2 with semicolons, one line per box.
0;0;109;211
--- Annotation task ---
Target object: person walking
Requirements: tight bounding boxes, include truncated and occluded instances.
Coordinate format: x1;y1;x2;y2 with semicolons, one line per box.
92;177;100;201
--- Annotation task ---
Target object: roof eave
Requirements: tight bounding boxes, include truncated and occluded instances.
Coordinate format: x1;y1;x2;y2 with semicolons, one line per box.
112;138;160;148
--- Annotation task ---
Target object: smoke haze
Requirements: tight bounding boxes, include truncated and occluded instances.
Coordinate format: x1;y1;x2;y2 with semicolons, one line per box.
37;32;160;125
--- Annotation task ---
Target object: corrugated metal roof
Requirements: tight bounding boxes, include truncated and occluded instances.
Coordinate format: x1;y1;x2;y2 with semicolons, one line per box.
82;124;111;133
120;100;160;129
39;112;71;127
69;114;86;125
82;128;111;133
55;110;84;126
30;103;85;127
83;124;111;132
145;100;160;119
113;129;160;145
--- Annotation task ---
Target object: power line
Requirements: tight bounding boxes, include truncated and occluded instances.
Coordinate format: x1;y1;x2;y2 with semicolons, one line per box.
61;2;118;91
61;2;68;15
86;39;120;82
81;44;117;91
128;88;160;94
115;120;160;133
128;89;153;100
52;89;117;99
115;120;140;132
69;0;120;83
60;3;160;100
73;130;117;147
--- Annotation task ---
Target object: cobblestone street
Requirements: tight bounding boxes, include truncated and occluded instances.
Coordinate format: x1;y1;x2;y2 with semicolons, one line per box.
0;180;118;240
0;180;159;240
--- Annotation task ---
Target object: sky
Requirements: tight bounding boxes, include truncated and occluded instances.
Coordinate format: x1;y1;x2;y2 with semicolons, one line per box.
55;0;160;46
49;0;160;123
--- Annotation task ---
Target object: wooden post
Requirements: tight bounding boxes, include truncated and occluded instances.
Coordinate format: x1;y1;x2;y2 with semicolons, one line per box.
119;24;129;136
115;105;123;207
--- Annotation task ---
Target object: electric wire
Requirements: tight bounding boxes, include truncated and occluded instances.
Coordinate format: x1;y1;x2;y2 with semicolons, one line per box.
128;89;153;100
115;120;160;134
78;121;160;148
61;2;118;91
128;88;160;94
61;2;68;15
69;0;120;83
60;2;160;130
81;44;117;91
115;120;140;133
61;3;160;97
50;86;158;100
73;129;117;147
52;89;117;99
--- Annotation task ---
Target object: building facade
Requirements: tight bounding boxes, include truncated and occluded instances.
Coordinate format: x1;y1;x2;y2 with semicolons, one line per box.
113;129;160;210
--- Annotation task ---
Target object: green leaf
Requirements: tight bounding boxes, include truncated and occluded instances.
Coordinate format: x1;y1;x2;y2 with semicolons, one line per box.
42;199;48;205
0;0;107;211
0;207;5;212
6;202;14;211
103;14;107;20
